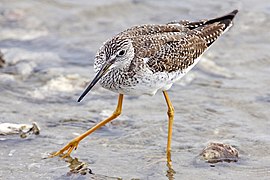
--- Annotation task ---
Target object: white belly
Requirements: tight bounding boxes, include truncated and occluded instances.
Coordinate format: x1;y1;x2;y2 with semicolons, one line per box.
100;56;202;96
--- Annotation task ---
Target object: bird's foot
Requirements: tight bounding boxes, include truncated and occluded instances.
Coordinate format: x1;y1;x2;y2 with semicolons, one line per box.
50;138;80;158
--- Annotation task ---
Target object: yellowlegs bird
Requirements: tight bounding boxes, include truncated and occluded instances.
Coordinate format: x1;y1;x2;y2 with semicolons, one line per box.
51;10;238;165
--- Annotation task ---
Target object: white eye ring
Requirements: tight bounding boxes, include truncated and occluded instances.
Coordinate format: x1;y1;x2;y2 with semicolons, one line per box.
117;49;126;57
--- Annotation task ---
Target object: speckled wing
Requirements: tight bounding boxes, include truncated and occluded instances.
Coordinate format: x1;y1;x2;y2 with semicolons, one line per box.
126;23;224;73
143;22;229;73
120;10;237;73
138;32;208;73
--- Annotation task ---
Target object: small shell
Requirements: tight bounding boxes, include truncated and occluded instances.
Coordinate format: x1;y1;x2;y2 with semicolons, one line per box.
0;50;5;67
200;142;239;163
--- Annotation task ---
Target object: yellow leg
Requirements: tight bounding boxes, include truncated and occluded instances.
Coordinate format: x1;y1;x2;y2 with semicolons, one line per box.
50;94;124;158
163;91;174;166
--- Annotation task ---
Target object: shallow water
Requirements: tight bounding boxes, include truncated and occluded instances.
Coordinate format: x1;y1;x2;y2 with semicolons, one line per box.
1;0;270;179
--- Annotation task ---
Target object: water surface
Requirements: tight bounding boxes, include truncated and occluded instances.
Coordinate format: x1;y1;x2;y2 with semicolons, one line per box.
0;0;270;179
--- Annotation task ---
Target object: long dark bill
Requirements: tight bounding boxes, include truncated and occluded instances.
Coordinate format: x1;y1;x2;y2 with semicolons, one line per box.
77;61;113;102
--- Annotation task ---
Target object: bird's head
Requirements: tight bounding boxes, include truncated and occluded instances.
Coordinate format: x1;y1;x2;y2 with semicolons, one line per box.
78;36;134;102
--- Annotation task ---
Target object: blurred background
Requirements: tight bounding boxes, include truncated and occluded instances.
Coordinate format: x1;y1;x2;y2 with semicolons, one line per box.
0;0;270;179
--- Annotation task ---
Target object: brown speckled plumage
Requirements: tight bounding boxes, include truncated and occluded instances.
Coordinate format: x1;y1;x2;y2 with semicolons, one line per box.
55;10;238;162
82;10;238;99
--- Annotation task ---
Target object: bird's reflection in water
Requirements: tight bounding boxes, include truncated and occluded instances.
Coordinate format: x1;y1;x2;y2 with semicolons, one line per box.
166;162;176;180
62;155;92;176
54;154;176;179
59;155;122;179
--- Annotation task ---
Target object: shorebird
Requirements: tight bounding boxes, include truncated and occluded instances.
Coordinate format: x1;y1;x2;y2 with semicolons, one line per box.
51;10;238;165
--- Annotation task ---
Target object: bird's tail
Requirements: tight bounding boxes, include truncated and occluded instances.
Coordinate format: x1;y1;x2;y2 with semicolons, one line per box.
172;10;238;30
168;10;238;46
204;10;238;30
197;10;238;46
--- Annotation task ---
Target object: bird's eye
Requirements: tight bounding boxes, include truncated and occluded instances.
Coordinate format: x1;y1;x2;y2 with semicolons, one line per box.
117;49;126;57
